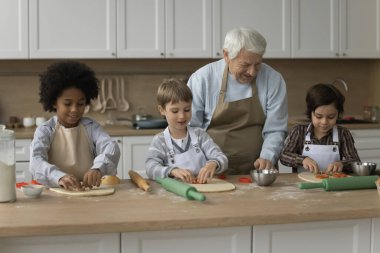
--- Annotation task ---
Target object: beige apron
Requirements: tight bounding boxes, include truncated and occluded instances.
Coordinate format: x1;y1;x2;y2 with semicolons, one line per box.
48;123;94;180
207;65;265;174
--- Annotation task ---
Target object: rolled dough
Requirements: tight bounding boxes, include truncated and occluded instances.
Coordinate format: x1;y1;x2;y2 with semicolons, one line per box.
298;172;351;183
49;187;115;196
189;178;235;193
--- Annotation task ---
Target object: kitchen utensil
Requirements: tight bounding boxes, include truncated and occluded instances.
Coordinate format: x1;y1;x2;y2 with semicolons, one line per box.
21;185;44;198
298;175;379;191
155;177;206;201
134;118;168;129
117;76;130;112
23;117;35;128
104;77;117;110
250;168;278;186
351;162;377;176
129;170;151;192
0;125;16;202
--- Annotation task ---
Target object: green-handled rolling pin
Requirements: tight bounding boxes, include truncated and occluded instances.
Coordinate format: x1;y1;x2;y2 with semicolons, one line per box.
156;177;206;201
298;175;379;191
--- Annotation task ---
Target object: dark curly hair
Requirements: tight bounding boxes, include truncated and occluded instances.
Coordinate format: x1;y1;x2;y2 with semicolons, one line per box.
305;83;345;119
39;61;99;112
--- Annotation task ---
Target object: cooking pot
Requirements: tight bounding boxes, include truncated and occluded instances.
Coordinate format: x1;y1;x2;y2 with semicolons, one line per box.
134;118;168;129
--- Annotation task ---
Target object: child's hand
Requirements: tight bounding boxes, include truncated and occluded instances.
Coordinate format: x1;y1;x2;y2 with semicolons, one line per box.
83;169;102;189
325;162;343;173
197;161;217;184
170;168;195;183
302;157;320;173
58;174;82;190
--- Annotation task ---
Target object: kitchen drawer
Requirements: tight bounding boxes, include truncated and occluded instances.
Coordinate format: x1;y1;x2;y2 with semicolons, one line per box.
15;139;32;162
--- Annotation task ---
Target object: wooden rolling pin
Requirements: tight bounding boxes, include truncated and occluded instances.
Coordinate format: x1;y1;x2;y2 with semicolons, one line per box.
128;170;151;192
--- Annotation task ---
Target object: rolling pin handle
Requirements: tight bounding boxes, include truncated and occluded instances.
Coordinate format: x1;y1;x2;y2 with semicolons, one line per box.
188;190;206;202
298;182;324;189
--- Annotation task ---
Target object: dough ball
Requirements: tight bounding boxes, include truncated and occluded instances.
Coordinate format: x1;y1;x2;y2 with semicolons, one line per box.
101;175;121;186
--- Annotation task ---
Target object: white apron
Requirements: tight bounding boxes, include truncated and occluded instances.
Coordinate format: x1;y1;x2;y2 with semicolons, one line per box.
163;127;207;176
300;124;340;172
48;123;94;180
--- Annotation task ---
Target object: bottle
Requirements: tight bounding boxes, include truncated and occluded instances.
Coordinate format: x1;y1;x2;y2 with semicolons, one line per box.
0;125;16;202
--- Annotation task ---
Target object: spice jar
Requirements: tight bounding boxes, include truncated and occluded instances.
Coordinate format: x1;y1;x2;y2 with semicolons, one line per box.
0;125;16;202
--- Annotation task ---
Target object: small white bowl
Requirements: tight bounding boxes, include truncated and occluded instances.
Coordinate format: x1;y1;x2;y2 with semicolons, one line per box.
21;185;44;198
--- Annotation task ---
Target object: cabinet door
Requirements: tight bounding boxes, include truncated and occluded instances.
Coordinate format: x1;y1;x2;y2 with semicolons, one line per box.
123;136;153;179
373;218;380;253
117;0;165;58
15;139;32;162
122;226;251;253
291;0;339;58
30;0;116;58
253;219;371;253
350;129;380;172
0;0;28;59
112;137;124;178
165;0;212;58
340;0;380;58
0;233;119;253
16;162;32;182
213;0;291;58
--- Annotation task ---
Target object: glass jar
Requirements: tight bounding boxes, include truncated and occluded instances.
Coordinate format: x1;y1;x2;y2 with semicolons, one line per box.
0;125;16;202
363;106;372;121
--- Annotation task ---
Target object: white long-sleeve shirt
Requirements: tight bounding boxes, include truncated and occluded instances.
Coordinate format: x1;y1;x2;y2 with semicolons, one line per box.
29;116;120;187
187;59;288;164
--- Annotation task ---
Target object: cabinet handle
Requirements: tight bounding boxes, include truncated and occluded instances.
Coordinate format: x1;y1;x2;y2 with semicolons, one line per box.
335;53;339;57
111;52;116;56
160;52;165;56
216;52;220;56
342;52;347;56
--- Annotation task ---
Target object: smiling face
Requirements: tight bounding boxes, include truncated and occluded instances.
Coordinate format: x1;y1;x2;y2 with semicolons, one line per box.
311;103;338;139
223;49;262;84
159;100;192;138
54;87;86;128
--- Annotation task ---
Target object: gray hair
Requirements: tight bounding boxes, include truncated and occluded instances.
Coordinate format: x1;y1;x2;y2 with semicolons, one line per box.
223;27;267;59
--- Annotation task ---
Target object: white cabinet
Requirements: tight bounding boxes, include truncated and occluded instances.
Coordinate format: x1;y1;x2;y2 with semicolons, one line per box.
350;129;380;173
117;0;212;58
291;0;380;58
372;218;380;253
253;219;371;253
0;0;28;59
213;0;291;58
0;233;119;253
123;135;154;179
15;139;32;182
112;137;124;178
29;0;116;59
121;226;251;253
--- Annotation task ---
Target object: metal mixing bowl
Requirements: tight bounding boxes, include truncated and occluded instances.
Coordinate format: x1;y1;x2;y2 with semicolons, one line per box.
351;162;377;176
250;168;278;186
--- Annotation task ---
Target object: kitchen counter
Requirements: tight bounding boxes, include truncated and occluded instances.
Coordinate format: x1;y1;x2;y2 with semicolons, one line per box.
1;174;379;238
12;122;380;139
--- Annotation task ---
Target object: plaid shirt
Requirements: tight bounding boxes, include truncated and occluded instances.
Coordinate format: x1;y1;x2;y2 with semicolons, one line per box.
279;123;360;170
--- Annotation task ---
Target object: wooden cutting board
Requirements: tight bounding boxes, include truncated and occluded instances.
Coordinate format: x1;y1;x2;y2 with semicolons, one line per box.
49;187;115;196
189;178;235;193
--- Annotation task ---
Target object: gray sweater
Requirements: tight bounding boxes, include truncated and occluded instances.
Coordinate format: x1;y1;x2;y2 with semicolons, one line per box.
145;126;228;179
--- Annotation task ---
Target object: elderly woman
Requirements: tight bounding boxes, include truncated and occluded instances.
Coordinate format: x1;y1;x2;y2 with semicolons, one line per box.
187;27;288;174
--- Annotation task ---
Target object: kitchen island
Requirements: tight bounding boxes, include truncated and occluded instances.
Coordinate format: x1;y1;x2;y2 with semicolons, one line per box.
1;174;379;253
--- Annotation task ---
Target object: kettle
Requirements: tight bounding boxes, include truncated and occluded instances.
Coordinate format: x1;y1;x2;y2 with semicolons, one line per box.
0;125;16;202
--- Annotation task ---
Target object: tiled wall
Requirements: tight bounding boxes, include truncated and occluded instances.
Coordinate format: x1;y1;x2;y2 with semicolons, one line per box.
0;59;378;126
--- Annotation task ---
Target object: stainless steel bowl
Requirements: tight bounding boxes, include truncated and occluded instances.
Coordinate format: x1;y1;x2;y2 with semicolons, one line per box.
351;162;377;176
250;168;278;186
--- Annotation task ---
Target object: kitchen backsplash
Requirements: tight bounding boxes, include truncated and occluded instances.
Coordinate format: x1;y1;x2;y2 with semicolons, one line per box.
0;59;378;126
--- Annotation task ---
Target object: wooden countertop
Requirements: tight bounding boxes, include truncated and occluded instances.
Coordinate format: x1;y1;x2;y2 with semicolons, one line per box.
13;121;380;139
13;125;163;139
1;174;379;238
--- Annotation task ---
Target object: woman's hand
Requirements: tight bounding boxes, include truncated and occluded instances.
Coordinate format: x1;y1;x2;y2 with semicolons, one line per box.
325;162;343;173
197;161;217;184
58;174;82;190
170;168;195;183
83;169;102;189
302;157;319;173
